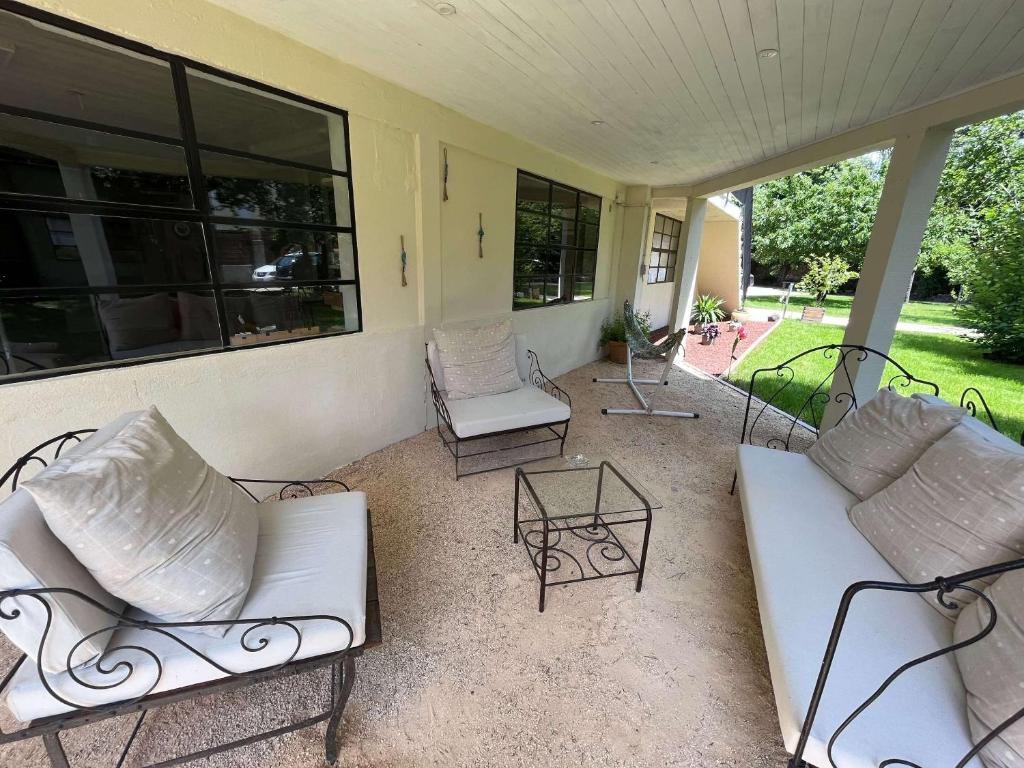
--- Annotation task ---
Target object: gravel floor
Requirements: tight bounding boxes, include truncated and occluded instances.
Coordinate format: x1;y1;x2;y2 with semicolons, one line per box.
0;359;804;767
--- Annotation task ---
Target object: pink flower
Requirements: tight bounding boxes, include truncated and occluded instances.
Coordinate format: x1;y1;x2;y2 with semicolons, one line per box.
737;325;749;341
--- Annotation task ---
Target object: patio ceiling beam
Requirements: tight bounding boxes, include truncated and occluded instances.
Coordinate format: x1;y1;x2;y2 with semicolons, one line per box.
822;126;953;430
668;196;707;339
672;71;1024;199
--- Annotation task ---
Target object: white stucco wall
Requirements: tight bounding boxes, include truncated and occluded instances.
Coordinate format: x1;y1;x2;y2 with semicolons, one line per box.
0;0;626;477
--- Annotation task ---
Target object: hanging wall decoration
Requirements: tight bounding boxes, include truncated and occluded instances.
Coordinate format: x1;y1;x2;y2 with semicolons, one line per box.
400;235;408;287
477;213;485;259
443;147;449;201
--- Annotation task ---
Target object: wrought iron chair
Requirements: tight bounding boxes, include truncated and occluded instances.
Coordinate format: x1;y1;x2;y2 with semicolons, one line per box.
0;425;381;768
594;300;698;419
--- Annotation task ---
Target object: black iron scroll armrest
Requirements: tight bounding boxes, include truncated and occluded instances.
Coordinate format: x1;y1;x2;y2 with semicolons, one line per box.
425;355;456;432
229;477;350;502
790;557;1024;768
527;350;571;408
0;587;355;719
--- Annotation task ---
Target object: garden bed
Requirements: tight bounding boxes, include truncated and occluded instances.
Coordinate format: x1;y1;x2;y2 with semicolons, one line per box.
681;320;776;377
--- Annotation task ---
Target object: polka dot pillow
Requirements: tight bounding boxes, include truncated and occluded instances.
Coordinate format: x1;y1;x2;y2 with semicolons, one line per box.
954;567;1024;768
849;422;1024;619
23;406;258;637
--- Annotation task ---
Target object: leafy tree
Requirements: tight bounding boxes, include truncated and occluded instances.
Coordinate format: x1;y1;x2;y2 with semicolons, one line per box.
752;156;883;280
795;255;859;306
960;206;1024;363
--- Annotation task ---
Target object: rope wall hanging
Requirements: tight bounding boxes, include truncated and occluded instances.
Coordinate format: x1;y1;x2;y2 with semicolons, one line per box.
478;213;485;258
400;235;408;287
443;147;449;201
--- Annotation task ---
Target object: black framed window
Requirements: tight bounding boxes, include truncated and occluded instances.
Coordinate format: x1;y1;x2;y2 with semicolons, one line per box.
0;4;359;382
513;170;600;310
647;214;681;284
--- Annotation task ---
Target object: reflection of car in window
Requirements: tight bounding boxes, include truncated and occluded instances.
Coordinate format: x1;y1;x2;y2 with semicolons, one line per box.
252;248;318;281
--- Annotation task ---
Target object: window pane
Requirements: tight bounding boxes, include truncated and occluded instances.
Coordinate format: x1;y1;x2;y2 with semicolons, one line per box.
670;236;679;253
671;219;682;236
0;114;192;207
549;217;575;247
544;276;565;303
515;173;548;215
513;274;544;309
580;223;599;249
0;211;209;288
654;215;666;234
665;267;675;283
514;245;557;274
187;70;345;171
576;250;597;279
223;285;356;343
212;224;353;283
573;275;593;301
515;211;548;245
0;290;220;377
0;10;180;138
551;185;576;219
580;193;601;225
203;151;348;226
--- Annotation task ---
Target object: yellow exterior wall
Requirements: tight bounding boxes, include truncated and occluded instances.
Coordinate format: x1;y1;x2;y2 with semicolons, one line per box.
696;220;742;315
1;0;626;476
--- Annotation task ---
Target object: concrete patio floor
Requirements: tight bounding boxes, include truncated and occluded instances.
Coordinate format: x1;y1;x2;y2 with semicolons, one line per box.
0;359;803;767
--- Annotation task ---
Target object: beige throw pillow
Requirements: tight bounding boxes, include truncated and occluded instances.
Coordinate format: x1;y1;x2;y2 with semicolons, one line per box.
433;319;523;401
23;407;259;637
954;568;1024;768
850;423;1024;618
807;388;964;499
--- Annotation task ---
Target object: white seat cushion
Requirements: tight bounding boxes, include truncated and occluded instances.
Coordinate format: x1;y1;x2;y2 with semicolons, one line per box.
0;412;140;673
442;385;570;438
736;445;980;768
4;492;368;722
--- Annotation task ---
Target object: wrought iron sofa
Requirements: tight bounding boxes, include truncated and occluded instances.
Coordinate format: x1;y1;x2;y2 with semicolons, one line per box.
426;333;571;479
733;344;1023;768
0;413;381;767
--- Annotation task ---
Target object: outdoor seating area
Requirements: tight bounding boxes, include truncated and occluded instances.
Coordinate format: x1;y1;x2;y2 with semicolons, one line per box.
1;1;1023;767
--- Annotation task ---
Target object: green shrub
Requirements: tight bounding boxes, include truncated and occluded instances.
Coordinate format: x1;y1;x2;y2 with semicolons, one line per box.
691;294;726;325
961;207;1024;363
795;255;859;306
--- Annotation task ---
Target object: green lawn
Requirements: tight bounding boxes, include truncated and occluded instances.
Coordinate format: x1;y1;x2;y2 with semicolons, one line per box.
729;320;1024;441
744;293;962;328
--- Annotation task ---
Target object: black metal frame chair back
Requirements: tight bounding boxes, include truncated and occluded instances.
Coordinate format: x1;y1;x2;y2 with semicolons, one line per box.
788;559;1024;768
426;345;571;479
0;434;382;768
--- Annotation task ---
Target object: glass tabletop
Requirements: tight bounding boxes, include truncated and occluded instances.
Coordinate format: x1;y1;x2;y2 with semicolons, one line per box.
515;453;663;521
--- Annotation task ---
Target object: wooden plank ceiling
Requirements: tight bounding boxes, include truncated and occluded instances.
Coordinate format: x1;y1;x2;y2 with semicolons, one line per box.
206;0;1024;186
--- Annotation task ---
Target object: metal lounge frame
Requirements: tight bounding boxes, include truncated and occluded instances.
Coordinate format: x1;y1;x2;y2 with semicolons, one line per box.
427;347;571;479
594;301;698;419
732;344;1024;766
0;430;382;768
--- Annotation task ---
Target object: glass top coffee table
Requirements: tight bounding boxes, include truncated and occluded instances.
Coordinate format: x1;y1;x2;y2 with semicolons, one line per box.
513;454;662;612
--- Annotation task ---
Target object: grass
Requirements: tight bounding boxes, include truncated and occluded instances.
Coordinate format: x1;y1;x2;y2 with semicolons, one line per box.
743;293;963;328
729;320;1024;441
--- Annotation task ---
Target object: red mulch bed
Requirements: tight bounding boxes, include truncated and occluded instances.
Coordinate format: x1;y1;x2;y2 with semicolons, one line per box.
681;320;777;377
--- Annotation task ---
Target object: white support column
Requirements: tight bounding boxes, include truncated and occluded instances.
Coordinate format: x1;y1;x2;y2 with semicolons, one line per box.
611;185;651;313
669;196;707;340
822;127;952;428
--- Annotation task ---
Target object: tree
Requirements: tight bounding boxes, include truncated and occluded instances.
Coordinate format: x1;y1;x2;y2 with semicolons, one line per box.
960;206;1024;363
752;156;884;281
795;255;859;305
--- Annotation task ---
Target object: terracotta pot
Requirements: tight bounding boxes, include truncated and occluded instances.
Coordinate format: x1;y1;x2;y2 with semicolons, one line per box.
606;340;628;364
801;306;826;323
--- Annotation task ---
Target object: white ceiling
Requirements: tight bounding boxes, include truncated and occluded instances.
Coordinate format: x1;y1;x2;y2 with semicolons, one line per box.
205;0;1024;186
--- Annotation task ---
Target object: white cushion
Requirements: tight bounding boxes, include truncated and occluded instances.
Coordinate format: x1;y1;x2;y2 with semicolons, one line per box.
432;319;522;400
0;412;139;673
736;444;980;768
850;423;1024;618
442;385;570;438
22;407;259;637
428;334;530;391
4;491;367;722
913;393;1024;456
807;389;964;500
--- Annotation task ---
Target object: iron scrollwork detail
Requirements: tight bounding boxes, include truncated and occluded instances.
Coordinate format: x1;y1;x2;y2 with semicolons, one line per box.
789;558;1024;768
528;349;571;406
0;587;354;715
229;477;350;502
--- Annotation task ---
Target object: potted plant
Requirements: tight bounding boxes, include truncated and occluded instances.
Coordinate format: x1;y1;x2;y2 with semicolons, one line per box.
795;255;858;322
599;309;651;364
691;293;726;344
